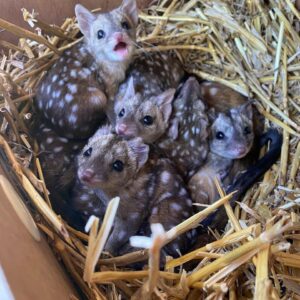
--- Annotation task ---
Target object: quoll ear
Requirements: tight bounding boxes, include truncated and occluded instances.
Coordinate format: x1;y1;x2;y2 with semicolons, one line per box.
207;108;216;122
239;101;253;119
121;0;139;27
75;4;96;38
122;77;136;101
128;137;149;170
155;89;176;123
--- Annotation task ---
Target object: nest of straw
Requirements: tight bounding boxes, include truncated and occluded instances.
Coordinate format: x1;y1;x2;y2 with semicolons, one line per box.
0;0;300;299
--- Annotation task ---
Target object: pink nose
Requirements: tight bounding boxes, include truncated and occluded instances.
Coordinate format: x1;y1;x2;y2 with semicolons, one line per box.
116;124;127;135
80;169;95;182
113;32;124;42
236;145;246;155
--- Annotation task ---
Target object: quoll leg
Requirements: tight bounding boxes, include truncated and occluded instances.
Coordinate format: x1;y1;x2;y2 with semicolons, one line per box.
188;171;219;206
105;213;145;256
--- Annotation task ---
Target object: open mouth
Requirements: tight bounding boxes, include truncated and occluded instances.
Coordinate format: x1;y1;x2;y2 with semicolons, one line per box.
114;42;127;52
113;42;129;57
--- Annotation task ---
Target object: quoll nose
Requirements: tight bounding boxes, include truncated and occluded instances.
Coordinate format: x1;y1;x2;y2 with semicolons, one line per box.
113;32;124;42
81;169;95;182
116;124;127;135
236;145;246;155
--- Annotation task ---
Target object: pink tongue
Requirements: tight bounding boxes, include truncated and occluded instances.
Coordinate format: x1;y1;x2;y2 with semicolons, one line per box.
114;42;128;57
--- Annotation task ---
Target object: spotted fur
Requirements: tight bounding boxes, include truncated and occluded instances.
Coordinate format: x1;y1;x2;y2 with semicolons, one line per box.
76;129;195;256
189;103;254;206
115;76;209;178
35;0;138;139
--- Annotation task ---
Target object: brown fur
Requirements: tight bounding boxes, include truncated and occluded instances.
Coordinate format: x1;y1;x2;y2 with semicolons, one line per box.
189;98;255;206
115;76;210;178
35;0;138;139
76;129;195;256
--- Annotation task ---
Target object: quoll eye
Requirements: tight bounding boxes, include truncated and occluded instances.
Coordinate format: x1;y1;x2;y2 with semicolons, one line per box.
112;160;124;172
118;108;125;118
216;131;225;140
143;115;154;126
244;126;251;135
121;21;130;30
83;147;92;157
97;30;105;39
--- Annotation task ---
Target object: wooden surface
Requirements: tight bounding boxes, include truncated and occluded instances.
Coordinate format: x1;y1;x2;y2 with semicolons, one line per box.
0;0;152;44
0;173;79;300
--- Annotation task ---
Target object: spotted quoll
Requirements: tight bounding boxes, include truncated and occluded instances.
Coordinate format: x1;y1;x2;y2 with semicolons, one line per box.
188;102;254;205
112;51;185;124
114;76;209;178
198;80;265;183
35;0;138;139
76;126;195;256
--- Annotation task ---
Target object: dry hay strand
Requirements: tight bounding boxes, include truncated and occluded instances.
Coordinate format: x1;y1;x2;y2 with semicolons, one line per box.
0;0;300;299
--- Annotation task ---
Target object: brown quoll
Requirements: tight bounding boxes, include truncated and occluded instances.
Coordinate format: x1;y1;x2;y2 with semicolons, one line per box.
76;126;195;256
35;0;138;139
114;76;209;178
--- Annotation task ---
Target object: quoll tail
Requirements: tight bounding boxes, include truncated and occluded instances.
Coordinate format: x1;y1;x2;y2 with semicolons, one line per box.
201;128;283;230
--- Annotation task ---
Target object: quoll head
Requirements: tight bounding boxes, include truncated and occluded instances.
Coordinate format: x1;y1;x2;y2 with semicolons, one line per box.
209;102;254;159
77;125;149;191
114;77;176;143
75;0;138;62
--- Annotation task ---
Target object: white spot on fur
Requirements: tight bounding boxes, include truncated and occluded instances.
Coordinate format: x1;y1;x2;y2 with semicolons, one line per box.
171;203;182;211
80;194;89;201
160;192;172;199
59;137;68;143
69;114;77;124
152;207;158;214
74;60;81;67
210;87;218;96
46;137;53;144
59;80;64;86
161;171;171;184
179;188;186;196
190;140;195;147
88;87;97;92
72;104;78;113
46;86;51;94
68;83;78;94
184;131;189;140
54;146;64;153
52;75;58;82
70;70;76;78
65;94;73;103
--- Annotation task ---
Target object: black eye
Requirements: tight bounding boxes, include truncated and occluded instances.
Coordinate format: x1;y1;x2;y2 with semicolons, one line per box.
121;21;130;30
143;115;153;126
112;160;124;172
216;131;225;140
97;30;105;39
83;147;92;157
244;126;251;135
118;108;125;118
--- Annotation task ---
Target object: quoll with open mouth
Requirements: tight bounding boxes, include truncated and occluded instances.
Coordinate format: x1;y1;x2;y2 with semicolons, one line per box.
35;0;138;139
